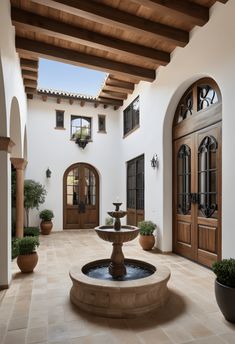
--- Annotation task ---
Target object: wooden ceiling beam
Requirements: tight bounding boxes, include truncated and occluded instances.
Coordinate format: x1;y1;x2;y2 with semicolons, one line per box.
20;58;38;71
31;0;189;46
15;37;156;82
22;69;38;80
12;7;170;66
97;97;123;106
99;90;127;100
23;78;37;88
103;84;133;94
131;0;209;27
25;87;37;94
106;78;135;92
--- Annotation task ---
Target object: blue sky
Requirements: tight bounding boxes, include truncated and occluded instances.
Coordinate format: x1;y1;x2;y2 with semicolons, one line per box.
38;58;107;96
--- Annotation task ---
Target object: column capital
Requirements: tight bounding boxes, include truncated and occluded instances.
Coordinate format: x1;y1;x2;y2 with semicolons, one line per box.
10;158;28;170
0;137;15;153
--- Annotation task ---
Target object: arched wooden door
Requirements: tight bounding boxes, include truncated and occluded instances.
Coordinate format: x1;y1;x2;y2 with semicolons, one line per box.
173;78;222;268
63;163;99;229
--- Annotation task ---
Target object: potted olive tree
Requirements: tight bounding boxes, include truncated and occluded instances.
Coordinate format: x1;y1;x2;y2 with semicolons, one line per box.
138;220;157;250
24;179;47;228
39;209;54;235
212;258;235;323
17;236;39;273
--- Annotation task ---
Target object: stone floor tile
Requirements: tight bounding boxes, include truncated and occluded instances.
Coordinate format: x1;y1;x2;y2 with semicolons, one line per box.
3;328;26;344
137;328;173;344
26;326;47;343
219;332;235;344
47;323;69;342
8;316;29;331
162;325;194;344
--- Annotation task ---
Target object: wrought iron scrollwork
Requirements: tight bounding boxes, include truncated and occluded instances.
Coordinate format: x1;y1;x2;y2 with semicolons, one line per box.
177;144;191;215
198;85;218;111
198;135;218;218
176;91;193;123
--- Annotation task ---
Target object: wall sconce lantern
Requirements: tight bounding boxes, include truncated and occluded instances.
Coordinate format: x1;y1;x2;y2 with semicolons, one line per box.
151;154;159;169
46;168;52;178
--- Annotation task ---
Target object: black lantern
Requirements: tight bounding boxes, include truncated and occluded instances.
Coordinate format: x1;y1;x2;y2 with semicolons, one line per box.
46;168;52;178
75;135;90;149
151;154;159;169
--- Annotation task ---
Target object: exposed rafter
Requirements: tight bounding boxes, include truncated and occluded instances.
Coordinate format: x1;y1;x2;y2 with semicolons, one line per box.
130;0;209;26
15;37;156;82
12;7;170;66
31;0;189;46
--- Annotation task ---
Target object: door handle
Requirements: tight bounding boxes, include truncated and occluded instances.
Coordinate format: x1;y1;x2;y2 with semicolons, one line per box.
78;200;86;213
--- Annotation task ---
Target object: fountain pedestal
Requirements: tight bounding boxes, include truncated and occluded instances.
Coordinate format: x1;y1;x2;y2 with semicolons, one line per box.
109;242;126;277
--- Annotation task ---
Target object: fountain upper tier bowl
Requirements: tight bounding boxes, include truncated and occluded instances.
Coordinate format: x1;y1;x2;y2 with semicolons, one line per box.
95;225;139;243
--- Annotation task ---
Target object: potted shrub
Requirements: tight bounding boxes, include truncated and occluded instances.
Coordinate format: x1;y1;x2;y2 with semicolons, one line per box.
138;220;156;250
17;236;39;273
24;227;40;237
212;258;235;323
39;209;54;235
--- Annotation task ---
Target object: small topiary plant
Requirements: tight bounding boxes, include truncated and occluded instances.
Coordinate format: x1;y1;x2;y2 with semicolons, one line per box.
39;209;54;221
138;221;156;236
212;258;235;288
18;236;39;255
24;227;40;237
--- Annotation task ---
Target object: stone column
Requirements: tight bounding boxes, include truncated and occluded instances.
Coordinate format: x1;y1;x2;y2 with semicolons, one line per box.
0;137;14;289
11;158;27;238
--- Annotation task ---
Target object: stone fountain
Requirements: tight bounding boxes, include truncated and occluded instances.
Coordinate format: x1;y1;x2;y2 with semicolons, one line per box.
70;203;170;318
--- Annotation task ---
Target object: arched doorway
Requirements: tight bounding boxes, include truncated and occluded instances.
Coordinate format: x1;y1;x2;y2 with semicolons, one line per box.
172;78;222;267
63;163;99;229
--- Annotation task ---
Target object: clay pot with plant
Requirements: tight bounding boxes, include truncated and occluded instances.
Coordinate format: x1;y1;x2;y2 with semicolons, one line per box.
212;258;235;323
17;236;39;273
39;209;54;235
138;220;156;250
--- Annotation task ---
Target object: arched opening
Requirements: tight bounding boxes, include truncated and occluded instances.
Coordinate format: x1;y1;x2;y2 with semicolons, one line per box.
0;56;10;287
63;163;99;229
10;97;22;158
172;78;222;268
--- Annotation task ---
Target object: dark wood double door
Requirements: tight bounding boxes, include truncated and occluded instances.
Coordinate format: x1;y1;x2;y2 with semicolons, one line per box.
173;78;222;268
63;163;99;229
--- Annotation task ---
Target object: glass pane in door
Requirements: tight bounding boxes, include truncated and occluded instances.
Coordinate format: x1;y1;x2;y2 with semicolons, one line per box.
177;144;191;215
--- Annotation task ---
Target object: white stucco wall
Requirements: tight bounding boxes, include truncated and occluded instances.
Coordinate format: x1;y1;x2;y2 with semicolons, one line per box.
0;0;28;286
26;98;121;229
118;0;234;257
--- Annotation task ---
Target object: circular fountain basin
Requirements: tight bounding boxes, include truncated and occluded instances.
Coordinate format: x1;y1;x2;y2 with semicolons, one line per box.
95;225;139;243
70;259;170;318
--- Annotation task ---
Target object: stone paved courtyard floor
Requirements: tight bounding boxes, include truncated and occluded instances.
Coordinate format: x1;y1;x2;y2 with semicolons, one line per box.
0;230;235;344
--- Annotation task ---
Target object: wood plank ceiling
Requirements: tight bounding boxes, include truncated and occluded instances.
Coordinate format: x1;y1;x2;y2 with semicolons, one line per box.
11;0;228;108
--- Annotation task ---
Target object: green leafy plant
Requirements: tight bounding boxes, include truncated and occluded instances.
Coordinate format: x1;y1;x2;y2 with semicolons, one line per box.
39;209;54;221
212;258;235;288
24;227;40;237
105;217;114;226
138;221;156;236
12;238;19;259
18;236;39;255
24;180;47;227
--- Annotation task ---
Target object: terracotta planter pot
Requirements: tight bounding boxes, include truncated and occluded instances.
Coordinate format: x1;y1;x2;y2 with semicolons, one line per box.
17;252;38;273
40;220;53;235
215;279;235;323
139;234;155;250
